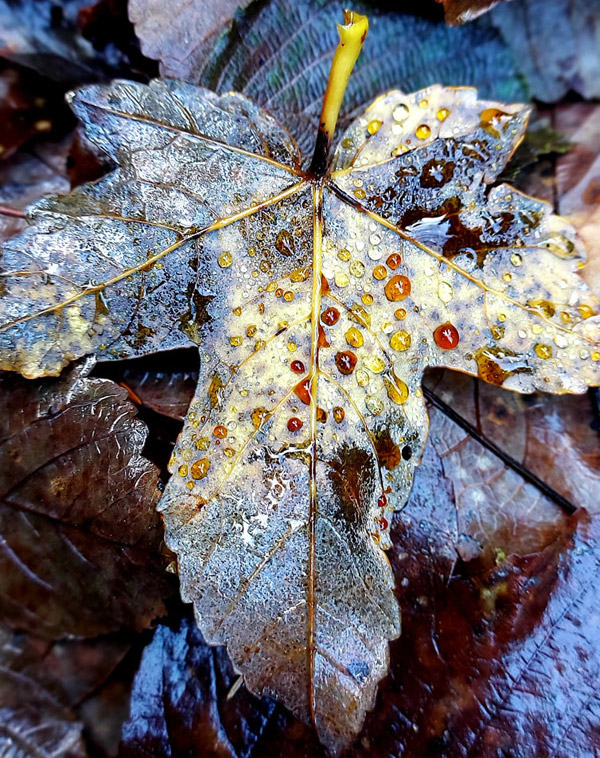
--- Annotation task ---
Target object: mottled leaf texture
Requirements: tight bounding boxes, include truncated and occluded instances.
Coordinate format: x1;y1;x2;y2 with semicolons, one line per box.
0;627;87;758
131;0;527;158
1;78;600;750
0;359;172;638
120;510;600;758
121;615;276;758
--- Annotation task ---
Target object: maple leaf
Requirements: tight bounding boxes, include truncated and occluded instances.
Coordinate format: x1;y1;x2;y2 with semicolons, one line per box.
1;8;599;753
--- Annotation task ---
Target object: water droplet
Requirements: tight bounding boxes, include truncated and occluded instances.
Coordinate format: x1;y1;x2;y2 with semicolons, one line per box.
392;144;409;157
416;124;431;140
385;275;411;301
321;307;340;325
190;458;210;479
364;356;386;373
356;368;370;386
350;260;365;277
275;229;295;256
437;281;453;304
367;119;382;135
338;248;351;261
393;103;409;121
419;98;428;108
510;253;522;266
390;330;411;351
218;251;232;268
503;272;512;282
335;271;350;288
554;333;568;349
335;351;358;374
287;417;303;432
346;327;364;348
342;137;353;148
433;323;460;349
534;343;553;360
333;406;345;423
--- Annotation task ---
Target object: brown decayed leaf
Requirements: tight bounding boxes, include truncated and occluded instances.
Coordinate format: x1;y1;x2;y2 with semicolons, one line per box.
0;359;173;638
0;73;599;749
436;0;507;25
0;626;87;758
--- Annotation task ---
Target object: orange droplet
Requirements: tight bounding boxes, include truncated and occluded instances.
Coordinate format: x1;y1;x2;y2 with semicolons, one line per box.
335;351;357;375
316;407;328;423
213;425;227;438
321;307;340;325
373;265;387;280
386;253;402;269
321;274;330;294
190;458;210;480
291;360;305;374
384;275;411;301
318;324;330;348
333;406;345;423
433;323;460;349
287;417;303;432
294;377;312;405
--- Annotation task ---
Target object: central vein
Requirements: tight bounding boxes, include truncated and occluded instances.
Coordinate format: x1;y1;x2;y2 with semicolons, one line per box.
307;181;324;721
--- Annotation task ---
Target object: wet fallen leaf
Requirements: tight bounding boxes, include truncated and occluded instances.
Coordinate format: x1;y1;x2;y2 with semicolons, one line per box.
0;626;87;758
132;0;527;157
488;0;600;101
1;9;600;751
436;0;507;25
120;506;600;758
0;359;174;638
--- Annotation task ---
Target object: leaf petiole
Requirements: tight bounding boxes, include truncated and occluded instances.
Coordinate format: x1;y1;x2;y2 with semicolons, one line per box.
309;9;368;177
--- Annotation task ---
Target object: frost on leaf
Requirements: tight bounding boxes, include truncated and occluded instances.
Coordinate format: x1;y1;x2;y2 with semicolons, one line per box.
0;75;599;753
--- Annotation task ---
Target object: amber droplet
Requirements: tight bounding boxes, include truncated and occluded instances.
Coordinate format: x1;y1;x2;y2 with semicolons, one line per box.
251;407;270;430
367;119;383;135
321;274;330;294
275;229;295;256
395;308;406;320
354;188;366;200
534;343;553;360
373;265;387;280
213;425;227;438
294;377;312;404
287;417;303;432
218;251;232;268
190;458;210;479
491;325;505;340
335;351;357;375
178;464;188;477
283;291;294;301
362;293;374;306
246;325;257;337
386;253;402;269
437;107;450;121
415;124;431;140
230;336;242;346
384;275;411;301
275;288;284;298
579;304;594;319
291;360;305;374
316;407;328;423
333;406;345;423
345;327;364;348
232;306;242;316
321;307;340;325
433;323;460;349
480;107;510;138
384;373;409;404
390;330;411;351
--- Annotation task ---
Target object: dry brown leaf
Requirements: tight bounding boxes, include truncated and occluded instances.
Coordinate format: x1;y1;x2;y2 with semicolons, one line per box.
1;12;599;751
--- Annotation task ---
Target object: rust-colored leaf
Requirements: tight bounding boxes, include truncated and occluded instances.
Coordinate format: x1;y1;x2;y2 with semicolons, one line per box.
0;12;599;751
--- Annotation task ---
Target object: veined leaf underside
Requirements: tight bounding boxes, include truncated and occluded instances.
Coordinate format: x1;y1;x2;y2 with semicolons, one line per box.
0;78;599;752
